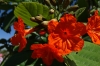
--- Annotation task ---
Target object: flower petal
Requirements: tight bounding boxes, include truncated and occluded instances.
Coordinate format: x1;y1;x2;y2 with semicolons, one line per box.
87;30;100;44
10;34;20;46
60;14;76;24
48;33;61;45
31;44;43;50
67;37;84;51
75;22;86;36
87;10;100;44
14;17;25;31
18;36;27;52
48;19;58;33
31;44;64;66
24;28;35;36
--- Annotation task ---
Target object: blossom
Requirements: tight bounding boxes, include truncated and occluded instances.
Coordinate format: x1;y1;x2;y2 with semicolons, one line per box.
10;17;34;52
10;34;27;52
48;19;58;33
39;30;46;36
86;10;100;44
13;17;34;36
31;44;64;66
48;14;86;54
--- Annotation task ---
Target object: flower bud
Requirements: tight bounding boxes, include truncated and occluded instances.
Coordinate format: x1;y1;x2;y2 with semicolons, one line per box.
49;9;55;14
35;15;43;22
50;19;57;22
30;17;36;22
41;19;57;27
41;21;49;27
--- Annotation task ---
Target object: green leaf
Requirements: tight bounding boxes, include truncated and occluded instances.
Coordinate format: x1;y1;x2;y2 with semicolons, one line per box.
25;58;38;66
0;5;14;10
51;59;66;66
98;1;100;7
4;51;32;66
77;0;89;22
66;41;100;66
0;39;7;44
17;60;27;66
75;7;86;19
41;36;47;43
33;58;44;66
14;2;53;27
1;11;16;33
82;35;92;42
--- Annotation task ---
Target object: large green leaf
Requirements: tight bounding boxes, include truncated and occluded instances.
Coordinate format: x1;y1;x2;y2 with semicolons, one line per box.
66;41;100;66
14;2;53;27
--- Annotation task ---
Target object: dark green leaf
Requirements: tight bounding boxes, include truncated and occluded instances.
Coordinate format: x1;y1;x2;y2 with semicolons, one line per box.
77;0;89;22
1;11;16;33
51;59;66;66
75;7;86;19
0;45;5;49
25;58;38;66
64;56;77;66
62;0;70;9
41;36;47;43
0;39;7;44
4;51;32;66
34;58;44;66
0;5;14;10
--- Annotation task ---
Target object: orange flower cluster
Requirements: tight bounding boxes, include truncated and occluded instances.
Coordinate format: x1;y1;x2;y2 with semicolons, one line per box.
31;14;86;65
31;44;64;66
10;17;35;52
10;10;100;65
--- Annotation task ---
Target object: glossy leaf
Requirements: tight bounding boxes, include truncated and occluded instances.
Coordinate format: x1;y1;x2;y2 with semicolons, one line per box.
66;41;100;66
14;2;54;27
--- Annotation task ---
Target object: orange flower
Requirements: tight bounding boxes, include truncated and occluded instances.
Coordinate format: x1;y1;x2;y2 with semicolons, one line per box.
31;44;64;66
10;34;27;52
86;10;100;44
10;17;34;52
13;17;34;36
48;14;86;54
48;19;58;33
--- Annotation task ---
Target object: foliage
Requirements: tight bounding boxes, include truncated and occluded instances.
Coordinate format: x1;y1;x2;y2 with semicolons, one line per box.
0;0;100;66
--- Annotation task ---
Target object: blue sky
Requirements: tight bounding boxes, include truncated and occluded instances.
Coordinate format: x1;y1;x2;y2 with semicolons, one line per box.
0;26;15;40
0;10;15;40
